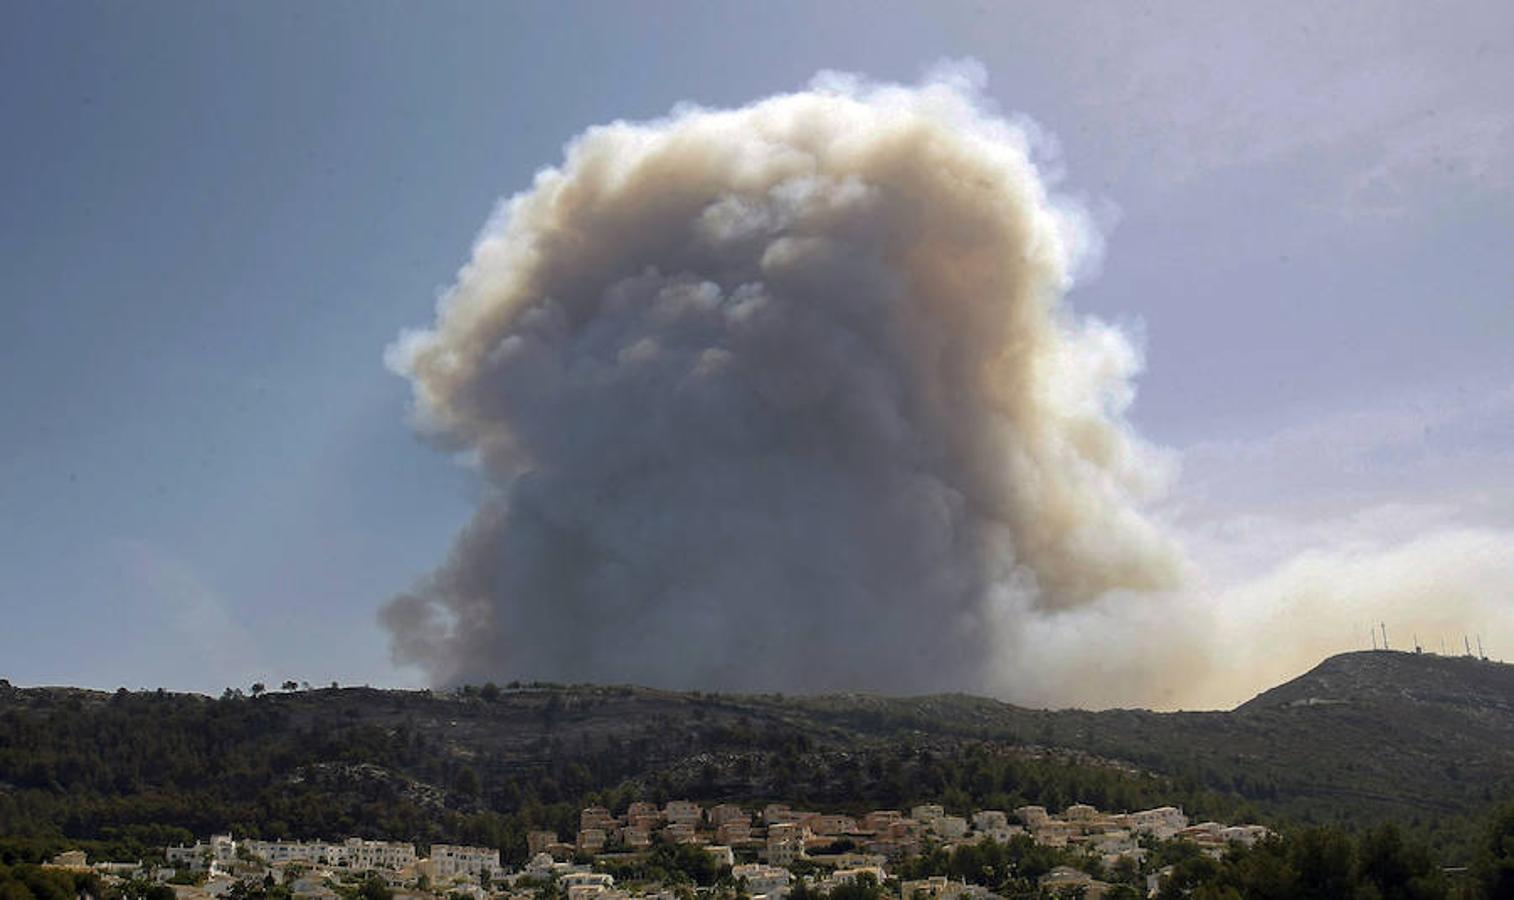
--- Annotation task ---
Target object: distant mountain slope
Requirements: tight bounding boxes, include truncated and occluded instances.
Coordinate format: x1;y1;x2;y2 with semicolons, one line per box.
799;652;1514;821
1;651;1511;858
1241;649;1514;713
1216;651;1514;816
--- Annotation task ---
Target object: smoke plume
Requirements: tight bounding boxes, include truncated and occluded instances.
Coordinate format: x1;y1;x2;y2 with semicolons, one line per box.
381;68;1188;695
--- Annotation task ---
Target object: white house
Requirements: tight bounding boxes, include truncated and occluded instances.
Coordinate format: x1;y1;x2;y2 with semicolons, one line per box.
1127;807;1188;839
427;844;502;882
732;864;791;899
910;805;945;824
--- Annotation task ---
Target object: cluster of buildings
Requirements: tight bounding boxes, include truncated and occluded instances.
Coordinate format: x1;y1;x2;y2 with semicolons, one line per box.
536;801;1021;868
532;799;1266;873
157;834;506;899
1010;803;1268;864
43;800;1269;900
517;799;1271;900
166;835;423;874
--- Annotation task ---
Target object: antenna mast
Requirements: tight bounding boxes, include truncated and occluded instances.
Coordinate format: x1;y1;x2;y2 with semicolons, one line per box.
1465;635;1473;657
1478;635;1486;659
1371;628;1378;651
1381;622;1389;651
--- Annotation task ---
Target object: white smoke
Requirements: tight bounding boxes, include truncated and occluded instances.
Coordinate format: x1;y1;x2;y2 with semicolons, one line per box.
380;67;1188;695
999;519;1514;710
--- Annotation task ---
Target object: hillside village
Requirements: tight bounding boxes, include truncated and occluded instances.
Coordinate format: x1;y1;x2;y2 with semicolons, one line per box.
41;800;1271;900
6;656;1511;899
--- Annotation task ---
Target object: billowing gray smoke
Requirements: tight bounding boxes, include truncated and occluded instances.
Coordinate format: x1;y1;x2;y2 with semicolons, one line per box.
382;70;1184;695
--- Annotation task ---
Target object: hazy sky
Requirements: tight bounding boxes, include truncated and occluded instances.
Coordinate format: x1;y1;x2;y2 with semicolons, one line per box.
2;2;1511;702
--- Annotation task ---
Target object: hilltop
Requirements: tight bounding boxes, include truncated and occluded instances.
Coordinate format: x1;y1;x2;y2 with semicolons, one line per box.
1242;649;1514;712
1;651;1511;862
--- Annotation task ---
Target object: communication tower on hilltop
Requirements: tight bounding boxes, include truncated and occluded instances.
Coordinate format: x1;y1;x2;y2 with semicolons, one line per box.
1413;634;1422;654
1478;635;1487;660
1381;622;1390;651
1465;635;1474;657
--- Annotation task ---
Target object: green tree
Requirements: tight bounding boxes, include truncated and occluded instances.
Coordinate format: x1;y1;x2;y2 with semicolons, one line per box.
1289;828;1357;900
1477;803;1514;900
454;767;480;799
357;874;392;900
1355;823;1445;900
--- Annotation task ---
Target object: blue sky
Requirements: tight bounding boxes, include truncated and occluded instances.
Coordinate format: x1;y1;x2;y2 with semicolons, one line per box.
2;2;1511;698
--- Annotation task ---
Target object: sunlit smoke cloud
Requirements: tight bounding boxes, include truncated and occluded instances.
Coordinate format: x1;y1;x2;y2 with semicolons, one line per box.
998;519;1514;710
380;66;1188;695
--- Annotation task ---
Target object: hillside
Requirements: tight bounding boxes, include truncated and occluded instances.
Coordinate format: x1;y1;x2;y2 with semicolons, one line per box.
2;651;1511;863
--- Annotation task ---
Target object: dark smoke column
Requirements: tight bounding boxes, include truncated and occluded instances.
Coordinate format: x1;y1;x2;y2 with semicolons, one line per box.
382;71;1183;695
